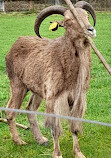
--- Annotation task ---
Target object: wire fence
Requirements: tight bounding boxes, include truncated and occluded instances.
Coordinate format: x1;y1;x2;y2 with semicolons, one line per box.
0;107;111;127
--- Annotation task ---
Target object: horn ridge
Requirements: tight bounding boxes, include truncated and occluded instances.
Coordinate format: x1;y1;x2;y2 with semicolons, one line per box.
34;5;66;38
74;1;96;26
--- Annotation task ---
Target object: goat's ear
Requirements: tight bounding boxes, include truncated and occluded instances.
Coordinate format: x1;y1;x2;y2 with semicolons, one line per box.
64;10;72;21
57;20;64;27
49;22;59;31
64;15;71;21
49;20;64;31
50;20;64;27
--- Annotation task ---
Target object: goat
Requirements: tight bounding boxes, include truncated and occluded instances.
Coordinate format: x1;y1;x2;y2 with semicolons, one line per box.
5;1;96;158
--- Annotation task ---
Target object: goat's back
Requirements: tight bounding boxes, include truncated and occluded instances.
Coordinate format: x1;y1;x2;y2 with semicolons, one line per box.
5;36;50;79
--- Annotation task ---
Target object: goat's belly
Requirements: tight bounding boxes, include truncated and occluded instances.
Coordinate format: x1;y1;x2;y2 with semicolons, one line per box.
21;55;44;96
22;72;43;97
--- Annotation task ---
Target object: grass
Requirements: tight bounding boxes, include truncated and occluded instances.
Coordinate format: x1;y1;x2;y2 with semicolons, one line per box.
0;12;111;158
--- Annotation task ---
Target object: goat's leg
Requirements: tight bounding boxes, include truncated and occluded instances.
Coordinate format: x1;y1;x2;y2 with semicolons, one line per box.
72;132;86;158
70;95;86;158
27;93;48;145
71;96;86;157
45;99;62;158
6;77;27;145
52;128;62;158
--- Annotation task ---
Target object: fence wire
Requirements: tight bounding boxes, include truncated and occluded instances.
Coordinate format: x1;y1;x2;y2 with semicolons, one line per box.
0;107;111;127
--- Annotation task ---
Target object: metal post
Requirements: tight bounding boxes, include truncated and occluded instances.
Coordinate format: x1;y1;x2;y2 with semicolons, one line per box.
0;0;5;12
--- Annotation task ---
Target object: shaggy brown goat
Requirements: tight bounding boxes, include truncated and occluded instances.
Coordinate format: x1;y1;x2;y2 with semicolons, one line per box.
5;1;96;158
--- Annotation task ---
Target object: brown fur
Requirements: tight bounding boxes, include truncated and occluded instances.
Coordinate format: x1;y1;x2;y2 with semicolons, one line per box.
5;8;94;158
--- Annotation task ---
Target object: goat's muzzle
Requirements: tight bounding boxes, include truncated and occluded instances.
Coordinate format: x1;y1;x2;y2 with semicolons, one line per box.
88;26;96;38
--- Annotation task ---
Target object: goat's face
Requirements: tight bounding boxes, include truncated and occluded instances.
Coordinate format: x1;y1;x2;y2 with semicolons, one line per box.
34;1;96;39
64;8;96;40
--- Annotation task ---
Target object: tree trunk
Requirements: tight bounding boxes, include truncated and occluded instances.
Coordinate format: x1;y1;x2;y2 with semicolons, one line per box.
55;0;60;5
29;1;34;12
105;0;109;10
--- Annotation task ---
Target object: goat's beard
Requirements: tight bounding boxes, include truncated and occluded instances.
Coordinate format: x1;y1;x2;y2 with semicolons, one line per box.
70;48;88;134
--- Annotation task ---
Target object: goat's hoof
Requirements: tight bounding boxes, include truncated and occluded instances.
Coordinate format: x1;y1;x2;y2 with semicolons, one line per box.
53;152;62;158
42;140;49;146
75;152;86;158
40;139;49;146
14;139;27;145
36;137;49;146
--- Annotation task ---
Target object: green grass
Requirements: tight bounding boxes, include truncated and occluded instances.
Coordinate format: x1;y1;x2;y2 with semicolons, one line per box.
0;12;111;158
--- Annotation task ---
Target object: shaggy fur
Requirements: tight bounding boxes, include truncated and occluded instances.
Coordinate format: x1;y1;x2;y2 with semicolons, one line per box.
5;8;94;158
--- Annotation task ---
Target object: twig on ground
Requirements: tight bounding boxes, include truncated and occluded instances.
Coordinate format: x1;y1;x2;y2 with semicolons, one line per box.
0;117;29;130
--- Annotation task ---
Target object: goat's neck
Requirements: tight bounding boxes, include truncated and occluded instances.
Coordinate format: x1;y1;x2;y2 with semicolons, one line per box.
65;34;89;51
62;34;91;68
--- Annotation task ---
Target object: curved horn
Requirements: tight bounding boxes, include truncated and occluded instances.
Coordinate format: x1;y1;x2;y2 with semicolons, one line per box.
34;6;66;38
74;1;96;26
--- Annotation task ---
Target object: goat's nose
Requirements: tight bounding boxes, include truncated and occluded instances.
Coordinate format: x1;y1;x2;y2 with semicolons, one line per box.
88;26;94;32
87;25;96;38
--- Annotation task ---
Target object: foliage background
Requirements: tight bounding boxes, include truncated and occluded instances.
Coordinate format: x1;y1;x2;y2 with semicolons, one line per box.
3;0;111;12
